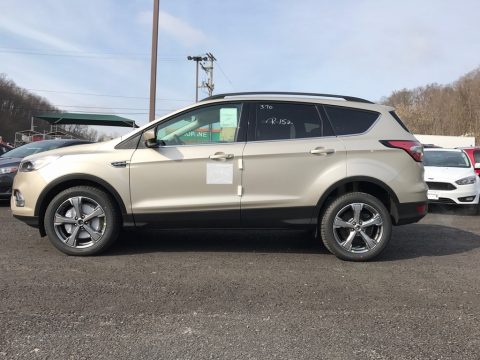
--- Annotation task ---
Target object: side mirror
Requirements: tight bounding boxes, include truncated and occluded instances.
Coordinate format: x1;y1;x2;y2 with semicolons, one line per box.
475;163;480;170
143;129;158;148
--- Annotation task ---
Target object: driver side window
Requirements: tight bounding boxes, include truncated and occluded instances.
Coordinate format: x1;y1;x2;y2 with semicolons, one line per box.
155;104;242;146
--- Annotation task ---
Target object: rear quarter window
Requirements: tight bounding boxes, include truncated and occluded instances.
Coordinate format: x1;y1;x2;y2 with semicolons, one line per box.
324;105;379;136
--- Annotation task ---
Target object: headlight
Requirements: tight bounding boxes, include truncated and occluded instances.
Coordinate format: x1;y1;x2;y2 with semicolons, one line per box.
0;166;18;174
19;155;61;172
455;176;477;185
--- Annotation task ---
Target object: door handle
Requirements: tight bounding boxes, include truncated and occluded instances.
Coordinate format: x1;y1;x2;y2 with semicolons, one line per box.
209;152;234;160
310;147;335;155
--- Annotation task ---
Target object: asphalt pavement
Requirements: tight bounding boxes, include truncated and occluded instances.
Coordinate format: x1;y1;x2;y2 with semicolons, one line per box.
1;202;479;359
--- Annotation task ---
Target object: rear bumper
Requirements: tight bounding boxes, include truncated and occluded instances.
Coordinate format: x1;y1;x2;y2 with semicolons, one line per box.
13;214;39;228
394;201;428;225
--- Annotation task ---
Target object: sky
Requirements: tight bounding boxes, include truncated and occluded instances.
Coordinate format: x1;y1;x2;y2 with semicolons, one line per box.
1;0;480;135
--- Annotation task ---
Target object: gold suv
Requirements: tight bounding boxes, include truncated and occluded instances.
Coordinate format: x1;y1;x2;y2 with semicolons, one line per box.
11;92;428;261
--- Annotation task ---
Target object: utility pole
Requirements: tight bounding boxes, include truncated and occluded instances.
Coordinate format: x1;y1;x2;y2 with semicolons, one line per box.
187;53;216;101
149;0;160;122
201;52;216;97
187;55;207;102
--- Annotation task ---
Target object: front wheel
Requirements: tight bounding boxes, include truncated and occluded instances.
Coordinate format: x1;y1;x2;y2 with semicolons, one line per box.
44;186;120;255
320;192;392;261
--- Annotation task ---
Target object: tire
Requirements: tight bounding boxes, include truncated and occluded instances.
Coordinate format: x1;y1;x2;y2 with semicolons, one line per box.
320;192;392;261
44;186;120;256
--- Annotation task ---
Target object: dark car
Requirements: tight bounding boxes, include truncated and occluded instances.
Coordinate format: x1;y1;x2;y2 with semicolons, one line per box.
0;139;91;199
0;143;13;155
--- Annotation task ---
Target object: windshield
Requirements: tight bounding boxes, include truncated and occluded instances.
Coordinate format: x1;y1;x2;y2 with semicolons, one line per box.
423;151;471;168
0;141;66;159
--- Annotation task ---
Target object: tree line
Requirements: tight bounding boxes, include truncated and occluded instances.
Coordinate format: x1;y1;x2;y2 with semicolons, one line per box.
0;74;97;144
382;67;480;143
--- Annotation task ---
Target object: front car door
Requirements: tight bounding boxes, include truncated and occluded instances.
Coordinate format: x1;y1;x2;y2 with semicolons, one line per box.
241;101;347;227
129;102;246;227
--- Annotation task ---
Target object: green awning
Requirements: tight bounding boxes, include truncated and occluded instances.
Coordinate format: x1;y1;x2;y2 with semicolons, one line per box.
34;112;139;128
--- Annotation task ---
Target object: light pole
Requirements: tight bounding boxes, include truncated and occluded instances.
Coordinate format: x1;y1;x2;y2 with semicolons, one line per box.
149;0;160;122
187;55;207;102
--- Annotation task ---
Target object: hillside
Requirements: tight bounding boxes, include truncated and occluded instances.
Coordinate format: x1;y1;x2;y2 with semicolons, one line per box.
382;67;480;143
0;75;97;143
0;74;57;143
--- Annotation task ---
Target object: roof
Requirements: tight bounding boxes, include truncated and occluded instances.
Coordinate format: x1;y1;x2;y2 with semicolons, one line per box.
34;113;138;128
202;92;374;104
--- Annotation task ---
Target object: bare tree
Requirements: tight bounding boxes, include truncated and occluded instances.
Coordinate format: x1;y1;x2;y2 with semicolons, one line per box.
383;67;480;143
0;74;98;143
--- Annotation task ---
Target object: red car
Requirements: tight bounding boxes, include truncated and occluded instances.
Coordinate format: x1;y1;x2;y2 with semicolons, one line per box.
461;147;480;175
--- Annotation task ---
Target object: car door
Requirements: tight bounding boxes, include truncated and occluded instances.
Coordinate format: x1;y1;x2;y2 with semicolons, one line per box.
241;101;347;227
129;102;246;227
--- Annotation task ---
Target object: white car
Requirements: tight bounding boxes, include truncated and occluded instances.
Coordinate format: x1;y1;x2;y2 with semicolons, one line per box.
423;148;480;211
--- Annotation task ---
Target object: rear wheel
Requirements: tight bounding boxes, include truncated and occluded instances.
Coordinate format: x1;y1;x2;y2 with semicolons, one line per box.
320;192;392;261
44;186;120;255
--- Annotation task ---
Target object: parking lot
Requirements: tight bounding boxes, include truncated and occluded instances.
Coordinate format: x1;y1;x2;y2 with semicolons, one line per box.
1;202;479;359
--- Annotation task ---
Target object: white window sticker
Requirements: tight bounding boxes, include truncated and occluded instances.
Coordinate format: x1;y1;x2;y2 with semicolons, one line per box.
206;163;233;184
220;108;238;128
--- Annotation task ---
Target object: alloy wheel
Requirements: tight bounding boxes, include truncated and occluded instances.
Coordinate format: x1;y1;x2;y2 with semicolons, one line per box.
332;202;384;253
53;196;106;249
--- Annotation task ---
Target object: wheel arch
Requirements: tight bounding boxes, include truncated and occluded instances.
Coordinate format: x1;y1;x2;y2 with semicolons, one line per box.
35;174;131;236
313;176;401;224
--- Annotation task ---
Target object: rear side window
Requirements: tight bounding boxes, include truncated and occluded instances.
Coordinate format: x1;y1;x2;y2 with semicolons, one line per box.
324;106;379;136
254;102;333;141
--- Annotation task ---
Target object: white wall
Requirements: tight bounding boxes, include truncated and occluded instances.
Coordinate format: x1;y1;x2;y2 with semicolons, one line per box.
414;134;475;148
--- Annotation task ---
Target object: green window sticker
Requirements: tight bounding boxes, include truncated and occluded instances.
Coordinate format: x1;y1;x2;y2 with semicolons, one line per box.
220;108;238;128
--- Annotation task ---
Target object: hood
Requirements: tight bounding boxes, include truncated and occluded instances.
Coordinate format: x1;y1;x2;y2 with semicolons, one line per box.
0;157;22;167
424;166;476;182
23;140;118;162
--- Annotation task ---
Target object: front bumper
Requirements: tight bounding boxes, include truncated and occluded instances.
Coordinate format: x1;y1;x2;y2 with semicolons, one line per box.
10;170;47;218
427;184;479;205
0;173;14;199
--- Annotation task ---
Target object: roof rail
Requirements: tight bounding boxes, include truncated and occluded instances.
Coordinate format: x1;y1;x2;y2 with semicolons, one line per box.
201;92;374;104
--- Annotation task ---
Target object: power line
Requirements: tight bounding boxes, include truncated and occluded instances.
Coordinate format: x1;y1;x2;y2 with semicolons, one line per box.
0;46;149;56
0;49;183;61
216;61;235;90
0;47;186;61
8;108;151;115
27;88;190;101
51;104;176;111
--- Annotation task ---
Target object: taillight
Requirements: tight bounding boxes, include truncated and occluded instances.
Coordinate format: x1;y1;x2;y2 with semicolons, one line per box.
416;203;427;215
380;140;424;162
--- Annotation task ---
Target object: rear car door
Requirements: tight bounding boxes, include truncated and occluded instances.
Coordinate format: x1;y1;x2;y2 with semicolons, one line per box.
129;102;246;227
241;101;346;227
